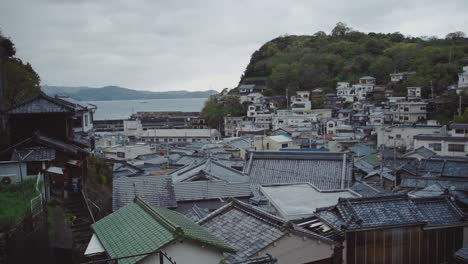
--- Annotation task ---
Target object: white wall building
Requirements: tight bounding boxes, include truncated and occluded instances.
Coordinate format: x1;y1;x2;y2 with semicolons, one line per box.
458;66;468;90
407;87;422;100
140;129;221;143
390;71;416;82
290;91;311;112
272;109;331;130
393;101;428;123
254;135;298;151
414;134;468;157
376;124;445;148
336;77;375;102
123;119;143;138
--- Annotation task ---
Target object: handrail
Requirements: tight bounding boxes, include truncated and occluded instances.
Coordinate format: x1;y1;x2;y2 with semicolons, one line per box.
81;250;176;264
81;189;95;223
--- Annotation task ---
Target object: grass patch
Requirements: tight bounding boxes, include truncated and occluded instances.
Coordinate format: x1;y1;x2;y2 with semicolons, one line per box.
0;178;38;231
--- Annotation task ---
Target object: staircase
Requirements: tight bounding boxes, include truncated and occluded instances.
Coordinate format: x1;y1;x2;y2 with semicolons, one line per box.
64;192;93;253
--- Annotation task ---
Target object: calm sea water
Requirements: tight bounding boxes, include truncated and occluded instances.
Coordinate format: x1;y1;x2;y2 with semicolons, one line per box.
88;97;208;120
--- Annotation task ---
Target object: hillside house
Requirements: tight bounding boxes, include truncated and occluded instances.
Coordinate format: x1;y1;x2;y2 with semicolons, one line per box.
390;71;416;82
199;199;337;263
86;197;234;263
315;194;467;264
393;101;428;124
459;66;468;91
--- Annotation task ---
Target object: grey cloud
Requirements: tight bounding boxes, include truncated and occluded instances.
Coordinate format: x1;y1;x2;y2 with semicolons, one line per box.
0;0;467;91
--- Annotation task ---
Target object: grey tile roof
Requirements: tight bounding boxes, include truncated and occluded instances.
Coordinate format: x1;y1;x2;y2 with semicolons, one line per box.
455;246;468;262
183;205;212;222
10;147;56;161
245;152;353;190
198;200;287;263
400;176;468;191
171;158;249;183
7;93;75;114
403;146;435;159
171;155;205;166
350;181;389;197
173;181;252;201
315;194;466;232
112;175;177;211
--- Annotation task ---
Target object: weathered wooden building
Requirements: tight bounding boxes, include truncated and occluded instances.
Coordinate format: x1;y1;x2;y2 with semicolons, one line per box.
315;194;467;264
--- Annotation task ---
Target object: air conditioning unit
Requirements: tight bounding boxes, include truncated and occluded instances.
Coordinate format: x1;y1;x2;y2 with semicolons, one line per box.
0;175;16;186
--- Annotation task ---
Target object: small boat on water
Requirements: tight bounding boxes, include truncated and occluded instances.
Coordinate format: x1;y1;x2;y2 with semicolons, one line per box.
140;101;148;103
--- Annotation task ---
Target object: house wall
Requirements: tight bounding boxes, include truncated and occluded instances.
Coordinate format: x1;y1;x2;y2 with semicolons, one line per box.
0;161;28;183
257;233;334;264
9;114;70;143
376;126;444;148
346;226;464;264
254;137;298;151
139;239;225;264
393;102;428;123
414;138;468;157
82;111;94;132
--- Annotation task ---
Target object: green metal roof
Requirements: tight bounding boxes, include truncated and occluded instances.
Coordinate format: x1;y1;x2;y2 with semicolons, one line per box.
92;197;234;264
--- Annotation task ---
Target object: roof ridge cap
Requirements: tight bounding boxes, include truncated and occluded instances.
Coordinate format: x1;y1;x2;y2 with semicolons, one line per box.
135;196;183;236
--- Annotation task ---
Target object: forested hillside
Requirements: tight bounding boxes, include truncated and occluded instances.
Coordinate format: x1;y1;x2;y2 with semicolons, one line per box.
239;22;468;96
0;31;41;109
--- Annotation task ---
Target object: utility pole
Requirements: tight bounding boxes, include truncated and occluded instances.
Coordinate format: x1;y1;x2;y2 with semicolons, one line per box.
430;80;434;100
286;87;289;110
459;95;463;116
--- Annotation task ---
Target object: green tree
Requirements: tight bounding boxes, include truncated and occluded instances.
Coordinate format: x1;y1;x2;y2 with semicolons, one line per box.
331;22;352;38
201;95;244;128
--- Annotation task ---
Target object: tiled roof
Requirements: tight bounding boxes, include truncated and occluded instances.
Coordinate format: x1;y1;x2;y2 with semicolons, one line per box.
10;147;56;161
400;176;468;191
350;181;389;197
173;181;252;201
455;246;468;262
245;152;352;190
198;200;287;263
112;175;177;211
419;159;468;178
199;199;331;263
315;194;466;232
93;197;234;264
171;158;249;183
7;93;75;114
183;205;211;222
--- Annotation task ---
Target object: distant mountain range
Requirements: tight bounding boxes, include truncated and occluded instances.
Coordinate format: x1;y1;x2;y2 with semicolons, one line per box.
41;85;218;101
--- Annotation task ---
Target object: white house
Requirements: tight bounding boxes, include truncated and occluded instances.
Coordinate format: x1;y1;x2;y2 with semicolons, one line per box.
407;87;422;100
140;129;220;143
336;77;376;102
414;134;468;157
290;91;311;112
393;101;428;123
390;71;416;82
254;134;298;151
376;124;445;148
272;109;331;130
458;66;468;91
123;119;143;138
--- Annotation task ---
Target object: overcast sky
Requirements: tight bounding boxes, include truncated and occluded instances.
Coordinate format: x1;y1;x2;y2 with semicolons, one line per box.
0;0;467;92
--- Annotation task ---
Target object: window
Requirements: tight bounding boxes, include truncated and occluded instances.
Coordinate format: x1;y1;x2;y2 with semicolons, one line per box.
404;107;409;112
266;143;270;149
84;114;89;127
455;129;465;134
388;136;394;139
396;134;401;139
281;143;289;148
117;152;125;158
420;107;426;111
429;143;441;151
448;144;465;152
404;116;409;120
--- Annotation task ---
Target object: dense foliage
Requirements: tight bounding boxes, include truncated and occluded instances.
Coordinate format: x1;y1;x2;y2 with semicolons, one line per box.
1;31;41;109
240;22;468;97
201;95;245;128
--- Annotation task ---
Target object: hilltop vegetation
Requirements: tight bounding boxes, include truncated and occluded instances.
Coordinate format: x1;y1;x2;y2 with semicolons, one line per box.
239;22;468;96
0;31;41;109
